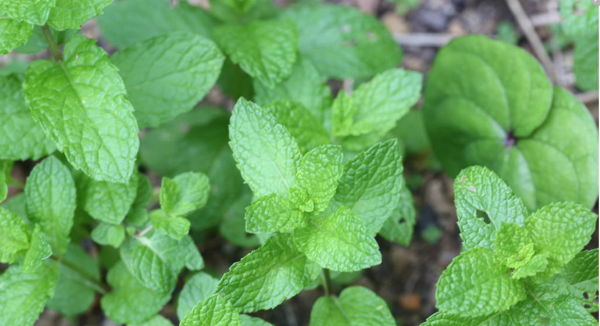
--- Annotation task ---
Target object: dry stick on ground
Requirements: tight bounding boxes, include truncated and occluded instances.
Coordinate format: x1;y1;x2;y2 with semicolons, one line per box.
505;0;556;83
394;33;455;47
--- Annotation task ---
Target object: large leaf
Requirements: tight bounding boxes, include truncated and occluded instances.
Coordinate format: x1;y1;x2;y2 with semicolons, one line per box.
0;0;54;25
180;294;241;326
177;272;219;320
48;0;113;30
0;18;33;55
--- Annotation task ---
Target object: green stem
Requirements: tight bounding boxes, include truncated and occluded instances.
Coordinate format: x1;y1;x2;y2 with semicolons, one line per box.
322;269;334;296
51;255;108;294
41;24;63;61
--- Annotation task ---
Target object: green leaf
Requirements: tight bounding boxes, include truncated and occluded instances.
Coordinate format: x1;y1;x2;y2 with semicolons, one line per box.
245;193;304;233
125;172;153;227
25;156;76;256
309;286;395;326
0;74;55;160
254;55;332;123
296;144;343;213
493;223;532;262
91;222;125;247
0;0;54;25
379;181;416;246
436;248;526;317
46;244;100;316
177;272;219;320
280;4;401;79
0;207;30;263
0;263;58;326
216;233;320;312
229;98;302;197
510;251;548;280
98;0;218;49
561;249;599;313
219;190;260;247
180;294;241;326
111;32;224;128
424;35;598;211
264;101;330;153
24;34;140;183
454;166;529;250
160;172;210;217
214;19;297;87
15;25;76;54
0;18;33;54
507;294;598;326
129;315;174;326
293;206;381;272
150;210;190;240
101;261;170;325
525;202;598;279
332;139;402;234
83;172;138;225
420;311;512;326
48;0;113;30
22;224;52;273
334;69;422;151
240;315;274;326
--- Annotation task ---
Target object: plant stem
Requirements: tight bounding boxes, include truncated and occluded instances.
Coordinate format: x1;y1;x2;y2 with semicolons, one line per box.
41;24;63;61
137;225;154;237
51;255;108;294
322;269;334;296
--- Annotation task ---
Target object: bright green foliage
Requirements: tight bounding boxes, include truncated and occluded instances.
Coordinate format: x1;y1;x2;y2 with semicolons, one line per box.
0;74;55;160
24;156;76;256
379;182;416;246
101;261;170;325
111;32;224;128
82;173;138;225
295;145;343;213
98;0;217;49
177;272;219;320
332;69;422;150
0;207;30;263
24;34;139;183
130;315;174;326
21;224;52;272
281;4;401;79
293;206;381;272
214;20;297;87
219;190;260;247
0;263;58;326
245;194;304;233
129;245;176;294
180;294;241;326
562;249;599;313
424;35;599;211
309;286;395;326
150;210;190;240
240;315;274;326
0;161;8;202
216;233;320;312
126;172;153;227
0;0;54;25
91;222;125;247
47;0;113;30
0;18;33;54
159;172;210;218
46;244;100;316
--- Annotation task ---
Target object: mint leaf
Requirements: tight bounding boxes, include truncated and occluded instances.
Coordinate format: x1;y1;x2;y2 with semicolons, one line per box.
130;244;176;294
493;223;533;262
293;206;381;272
240;315;274;326
24;34;140;183
309;286;395;326
150;210;190;240
48;0;113;30
180;294;241;326
160;172;210;218
216;233;320;312
22;224;52;273
101;261;170;325
0;0;53;25
82;172;138;225
230;98;302;197
0;18;33;54
98;0;217;49
454;166;528;250
295;144;343;213
91;222;125;247
436;248;526;317
562;249;599;312
111;32;224;128
0;207;30;263
254;56;332;123
25;156;76;256
46;244;100;316
507;295;598;326
420;311;509;326
245;194;304;233
177;272;219;320
379;182;416;246
125;172;153;227
214;20;297;87
332;139;402;234
281;4;401;79
0;263;58;326
129;315;174;326
219;190;260;248
0;74;55;160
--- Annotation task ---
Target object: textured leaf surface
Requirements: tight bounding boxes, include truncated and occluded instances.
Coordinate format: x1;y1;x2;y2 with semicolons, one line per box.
83;173;138;224
0;18;33;54
281;4;401;79
230;98;301;197
122;240;176;295
177;272;219;320
160;172;210;217
0;207;30;263
90;222;125;247
214;20;297;87
129;315;174;326
245;194;304;233
436;248;526;317
150;210;190;240
379;182;416;246
0;74;55;160
562;249;599;312
332;140;402;234
293;206;381;272
101;261;170;325
507;294;598;326
48;0;113;30
240;315;275;326
24;34;139;183
296;145;343;213
180;294;241;326
125;172;153;226
0;263;58;326
0;0;54;24
454;166;529;250
25;156;76;256
216;233;320;312
309;286;395;326
22;224;52;273
111;32;224;128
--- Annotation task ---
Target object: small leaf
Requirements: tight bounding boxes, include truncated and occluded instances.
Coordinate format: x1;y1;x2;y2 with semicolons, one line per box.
83;173;138;225
0;207;30;263
150;210;190;240
177;272;219;320
91;222;126;248
22;224;52;273
245;194;304;234
0;19;33;54
160;172;210;217
296;144;343;213
180;294;241;326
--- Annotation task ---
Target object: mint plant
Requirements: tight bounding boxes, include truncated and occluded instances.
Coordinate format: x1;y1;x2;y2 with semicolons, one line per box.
424;35;599;211
423;166;599;325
